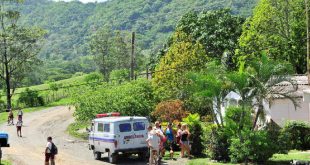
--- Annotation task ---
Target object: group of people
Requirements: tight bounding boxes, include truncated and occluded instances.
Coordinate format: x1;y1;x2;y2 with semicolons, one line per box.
7;109;57;165
146;121;192;165
7;108;23;137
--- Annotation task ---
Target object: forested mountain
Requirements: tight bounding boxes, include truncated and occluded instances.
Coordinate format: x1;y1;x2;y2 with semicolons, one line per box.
17;0;257;85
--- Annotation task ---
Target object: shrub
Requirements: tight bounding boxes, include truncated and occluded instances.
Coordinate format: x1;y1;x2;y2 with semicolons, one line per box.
207;126;230;161
84;72;103;83
224;106;280;163
73;79;155;121
18;88;45;107
183;113;205;157
109;69;130;84
281;121;310;150
152;99;189;123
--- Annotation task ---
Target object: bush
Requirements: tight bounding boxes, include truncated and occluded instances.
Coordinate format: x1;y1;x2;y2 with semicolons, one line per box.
207;126;230;161
183;113;205;157
109;69;130;84
281;121;310;150
18;88;45;107
84;72;103;83
73;79;155;121
224;106;280;163
229;130;277;163
152;99;189;123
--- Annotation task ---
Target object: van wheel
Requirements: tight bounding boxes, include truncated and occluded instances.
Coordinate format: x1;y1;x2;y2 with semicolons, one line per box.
108;152;117;163
138;152;147;160
93;151;101;160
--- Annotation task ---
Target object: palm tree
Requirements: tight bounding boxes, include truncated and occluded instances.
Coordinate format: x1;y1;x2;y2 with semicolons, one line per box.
187;61;231;127
243;53;298;129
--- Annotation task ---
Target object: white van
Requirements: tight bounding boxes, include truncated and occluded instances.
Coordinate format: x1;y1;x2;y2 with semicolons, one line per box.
88;114;149;163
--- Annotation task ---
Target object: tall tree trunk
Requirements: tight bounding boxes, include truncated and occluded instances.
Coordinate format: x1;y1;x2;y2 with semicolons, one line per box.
216;97;224;127
3;35;11;110
252;104;263;130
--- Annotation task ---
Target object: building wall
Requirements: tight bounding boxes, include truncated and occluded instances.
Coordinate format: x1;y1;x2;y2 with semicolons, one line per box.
269;98;310;126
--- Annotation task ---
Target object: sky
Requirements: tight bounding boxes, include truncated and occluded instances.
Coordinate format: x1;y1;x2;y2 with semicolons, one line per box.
54;0;108;3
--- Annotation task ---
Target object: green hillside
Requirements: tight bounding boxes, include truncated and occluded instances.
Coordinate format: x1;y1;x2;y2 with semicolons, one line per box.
16;0;257;85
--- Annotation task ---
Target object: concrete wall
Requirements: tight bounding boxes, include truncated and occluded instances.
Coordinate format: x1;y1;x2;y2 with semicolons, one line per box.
269;98;310;126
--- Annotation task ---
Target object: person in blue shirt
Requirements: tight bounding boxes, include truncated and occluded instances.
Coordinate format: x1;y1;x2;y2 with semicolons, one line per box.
164;122;176;160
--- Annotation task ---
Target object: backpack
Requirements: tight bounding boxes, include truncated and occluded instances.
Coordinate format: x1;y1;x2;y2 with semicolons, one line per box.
50;143;58;155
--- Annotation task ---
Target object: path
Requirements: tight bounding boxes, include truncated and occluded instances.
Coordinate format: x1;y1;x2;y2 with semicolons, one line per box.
0;106;188;165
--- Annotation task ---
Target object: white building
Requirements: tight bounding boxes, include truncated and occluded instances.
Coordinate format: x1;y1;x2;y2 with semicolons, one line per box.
223;75;310;127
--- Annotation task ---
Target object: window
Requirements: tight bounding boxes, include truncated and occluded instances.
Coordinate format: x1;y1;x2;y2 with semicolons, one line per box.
97;123;103;132
133;122;145;131
119;123;132;132
104;124;110;132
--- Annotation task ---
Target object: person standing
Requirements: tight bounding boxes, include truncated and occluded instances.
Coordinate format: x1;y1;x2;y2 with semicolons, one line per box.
154;121;166;157
7;109;14;125
16;119;22;137
45;137;56;165
180;124;191;158
164;123;176;159
17;108;23;121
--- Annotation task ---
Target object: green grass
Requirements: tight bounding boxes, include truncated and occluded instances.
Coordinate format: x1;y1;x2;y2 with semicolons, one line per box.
16;75;87;93
268;150;310;163
0;160;12;165
67;122;89;140
186;150;310;165
1;74;87;106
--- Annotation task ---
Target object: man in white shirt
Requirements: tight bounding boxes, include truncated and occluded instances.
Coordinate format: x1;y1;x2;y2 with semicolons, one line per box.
146;126;161;165
45;137;55;165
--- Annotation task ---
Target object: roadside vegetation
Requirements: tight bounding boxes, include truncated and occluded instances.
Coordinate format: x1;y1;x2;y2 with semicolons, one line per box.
0;0;308;164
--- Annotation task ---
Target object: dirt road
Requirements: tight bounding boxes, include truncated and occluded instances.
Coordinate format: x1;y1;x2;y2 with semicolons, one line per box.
0;106;188;165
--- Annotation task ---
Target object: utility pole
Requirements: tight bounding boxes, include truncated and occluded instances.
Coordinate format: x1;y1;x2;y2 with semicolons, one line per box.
130;32;135;81
306;0;310;84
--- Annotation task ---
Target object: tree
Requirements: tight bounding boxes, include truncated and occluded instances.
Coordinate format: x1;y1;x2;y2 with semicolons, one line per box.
237;0;308;74
0;0;45;109
240;53;298;129
89;28;130;81
152;31;208;100
152;99;189;123
186;61;231;127
177;9;244;68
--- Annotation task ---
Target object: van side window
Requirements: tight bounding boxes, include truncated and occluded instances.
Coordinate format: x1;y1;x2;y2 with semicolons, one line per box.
104;124;110;132
119;123;131;132
97;123;104;132
133;122;145;131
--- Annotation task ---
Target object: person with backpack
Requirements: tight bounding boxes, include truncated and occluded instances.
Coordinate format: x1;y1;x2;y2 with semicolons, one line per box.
45;136;57;165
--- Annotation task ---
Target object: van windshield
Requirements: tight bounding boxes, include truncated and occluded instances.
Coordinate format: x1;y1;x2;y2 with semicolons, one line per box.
119;123;131;132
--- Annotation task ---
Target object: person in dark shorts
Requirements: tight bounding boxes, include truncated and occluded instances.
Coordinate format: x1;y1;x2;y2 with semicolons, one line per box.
45;137;55;165
164;123;176;159
16;119;22;137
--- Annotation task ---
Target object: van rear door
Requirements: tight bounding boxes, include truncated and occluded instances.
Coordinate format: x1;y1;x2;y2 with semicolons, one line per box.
132;120;148;148
117;121;134;149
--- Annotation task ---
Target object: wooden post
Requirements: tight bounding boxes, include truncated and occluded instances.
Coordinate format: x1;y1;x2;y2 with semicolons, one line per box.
306;0;310;84
146;66;149;80
130;32;135;81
